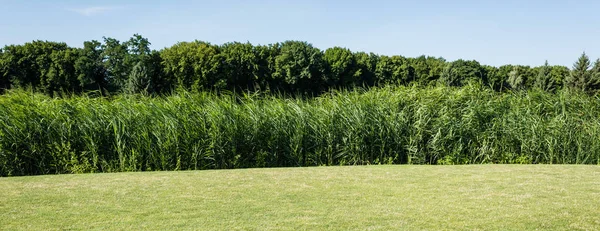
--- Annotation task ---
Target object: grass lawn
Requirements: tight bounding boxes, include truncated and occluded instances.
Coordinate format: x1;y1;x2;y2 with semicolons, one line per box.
1;165;599;230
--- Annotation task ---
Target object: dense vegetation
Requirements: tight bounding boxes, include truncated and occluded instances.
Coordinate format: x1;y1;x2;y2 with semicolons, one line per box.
2;35;600;176
1;34;599;96
2;85;600;176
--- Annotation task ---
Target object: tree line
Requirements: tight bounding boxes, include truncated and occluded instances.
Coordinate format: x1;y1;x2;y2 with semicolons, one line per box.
1;34;599;96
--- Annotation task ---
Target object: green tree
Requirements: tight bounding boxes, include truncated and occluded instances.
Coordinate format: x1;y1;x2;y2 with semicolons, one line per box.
124;34;154;91
0;48;8;92
440;60;486;87
126;62;151;94
565;53;596;93
75;40;107;93
353;52;378;87
144;50;168;94
375;55;413;85
125;34;151;59
590;59;600;92
253;43;281;91
102;37;130;92
124;35;166;94
160;41;222;91
0;41;74;93
323;47;357;87
410;55;446;85
273;41;326;93
220;42;259;91
483;65;500;90
520;65;537;89
43;48;79;95
491;65;515;92
549;65;570;89
534;61;555;92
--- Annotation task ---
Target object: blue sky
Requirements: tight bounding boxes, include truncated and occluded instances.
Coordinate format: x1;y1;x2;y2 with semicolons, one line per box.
1;0;598;67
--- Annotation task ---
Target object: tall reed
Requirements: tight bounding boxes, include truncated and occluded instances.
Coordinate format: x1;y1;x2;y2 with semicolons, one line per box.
1;85;599;176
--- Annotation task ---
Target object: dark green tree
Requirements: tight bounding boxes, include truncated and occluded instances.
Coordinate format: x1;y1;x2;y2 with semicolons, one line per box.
590;59;600;92
0;41;73;93
75;40;107;93
439;59;486;87
565;53;596;93
144;50;168;94
411;56;445;85
124;34;153;87
126;61;151;94
549;65;570;89
43;48;79;95
125;34;151;58
491;65;515;92
353;52;378;87
102;37;129;92
520;65;537;89
375;55;413;85
273;41;326;93
253;43;281;91
220;42;259;91
323;47;357;87
160;41;222;91
534;61;555;92
483;65;500;90
0;48;8;92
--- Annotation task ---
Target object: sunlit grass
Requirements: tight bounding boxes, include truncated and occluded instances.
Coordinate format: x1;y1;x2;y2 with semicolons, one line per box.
1;165;599;230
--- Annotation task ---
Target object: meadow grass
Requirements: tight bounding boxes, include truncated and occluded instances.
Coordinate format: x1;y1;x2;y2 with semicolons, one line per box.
1;85;600;176
1;165;599;230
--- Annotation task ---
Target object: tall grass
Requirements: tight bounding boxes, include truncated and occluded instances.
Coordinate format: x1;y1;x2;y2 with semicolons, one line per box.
1;85;599;176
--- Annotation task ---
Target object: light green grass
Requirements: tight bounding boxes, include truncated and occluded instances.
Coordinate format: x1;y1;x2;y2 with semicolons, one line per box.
1;165;599;230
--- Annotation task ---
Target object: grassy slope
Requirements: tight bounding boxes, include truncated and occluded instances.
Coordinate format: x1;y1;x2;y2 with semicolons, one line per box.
1;165;599;230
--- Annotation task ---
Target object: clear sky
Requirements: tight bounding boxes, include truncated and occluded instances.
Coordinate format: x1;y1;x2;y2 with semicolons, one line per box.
1;0;598;67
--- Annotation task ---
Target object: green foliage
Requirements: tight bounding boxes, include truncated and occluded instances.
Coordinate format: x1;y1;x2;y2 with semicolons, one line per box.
42;48;79;95
375;55;415;85
101;37;130;91
126;62;151;94
507;66;525;90
144;50;169;94
565;52;597;93
160;41;222;91
75;40;107;93
273;41;326;93
219;42;259;91
440;59;485;87
0;48;7;92
410;56;445;85
2;86;600;176
125;34;151;59
0;35;596;96
534;61;555;92
353;52;378;87
1;41;70;90
549;65;570;89
591;59;600;93
252;44;280;91
323;47;358;87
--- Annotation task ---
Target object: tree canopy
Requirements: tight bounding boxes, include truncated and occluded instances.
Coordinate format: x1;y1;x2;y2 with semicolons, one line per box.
0;35;594;96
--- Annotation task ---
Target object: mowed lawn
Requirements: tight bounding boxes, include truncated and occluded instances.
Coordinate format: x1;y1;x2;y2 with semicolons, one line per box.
1;165;599;230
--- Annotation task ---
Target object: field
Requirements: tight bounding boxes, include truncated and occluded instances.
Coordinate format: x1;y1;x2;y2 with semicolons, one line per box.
2;85;600;230
1;165;599;230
